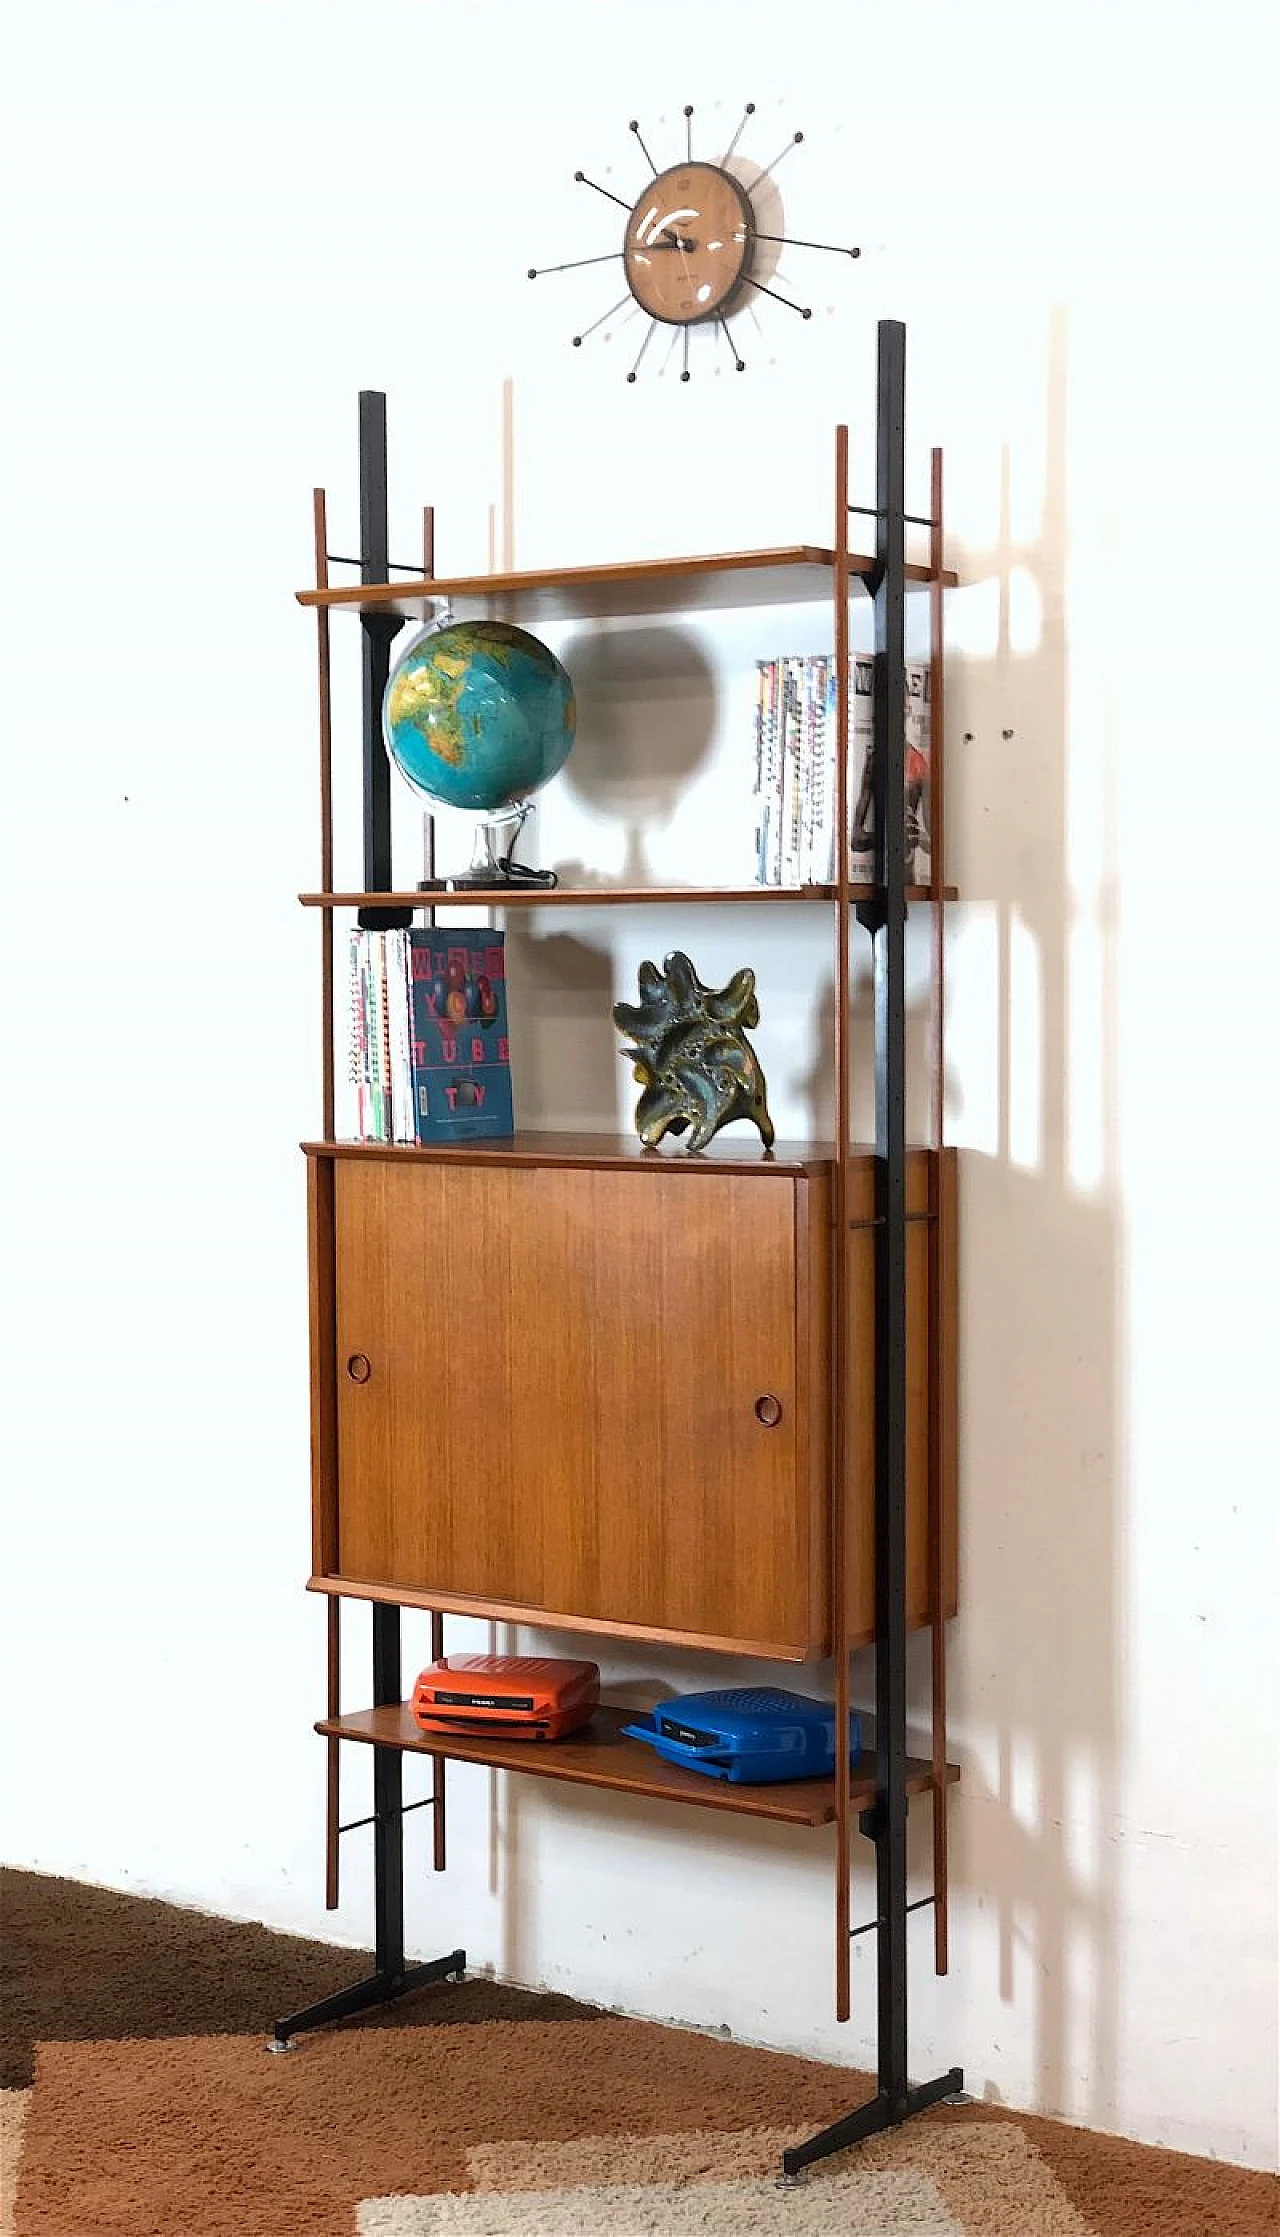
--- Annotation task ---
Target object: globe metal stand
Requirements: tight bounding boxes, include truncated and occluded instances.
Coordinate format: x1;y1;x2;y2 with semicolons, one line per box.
417;803;559;892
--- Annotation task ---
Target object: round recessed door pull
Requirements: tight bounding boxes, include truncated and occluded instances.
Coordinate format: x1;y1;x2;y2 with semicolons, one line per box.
754;1394;783;1428
346;1353;372;1385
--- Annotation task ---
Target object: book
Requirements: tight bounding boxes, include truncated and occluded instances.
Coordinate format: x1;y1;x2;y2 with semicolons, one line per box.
752;654;933;887
905;662;932;884
347;926;371;1142
387;929;415;1146
847;653;876;881
406;930;514;1142
849;657;932;883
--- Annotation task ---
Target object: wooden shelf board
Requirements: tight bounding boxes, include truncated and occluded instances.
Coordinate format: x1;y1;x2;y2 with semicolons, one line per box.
317;1702;959;1829
299;885;958;909
296;545;958;624
301;1131;841;1176
307;1573;823;1658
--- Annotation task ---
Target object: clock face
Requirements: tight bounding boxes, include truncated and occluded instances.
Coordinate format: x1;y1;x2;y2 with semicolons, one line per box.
622;162;755;326
530;108;858;379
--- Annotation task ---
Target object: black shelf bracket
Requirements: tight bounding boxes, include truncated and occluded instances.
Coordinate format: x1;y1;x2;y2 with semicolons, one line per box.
785;317;961;2179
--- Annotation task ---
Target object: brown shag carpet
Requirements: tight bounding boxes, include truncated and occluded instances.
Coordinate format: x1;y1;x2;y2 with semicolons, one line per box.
0;1868;601;2092
2;1868;1275;2235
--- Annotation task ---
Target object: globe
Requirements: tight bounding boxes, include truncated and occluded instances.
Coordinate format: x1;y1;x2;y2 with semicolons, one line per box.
382;618;576;815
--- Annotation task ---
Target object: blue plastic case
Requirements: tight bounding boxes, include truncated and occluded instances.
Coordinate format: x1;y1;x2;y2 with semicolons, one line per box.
621;1687;862;1784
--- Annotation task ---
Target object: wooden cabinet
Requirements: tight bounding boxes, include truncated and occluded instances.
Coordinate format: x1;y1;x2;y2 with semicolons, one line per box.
308;1140;957;1661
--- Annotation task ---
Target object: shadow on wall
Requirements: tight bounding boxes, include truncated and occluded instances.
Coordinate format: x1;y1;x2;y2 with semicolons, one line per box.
467;308;1125;2131
554;622;720;884
504;622;719;1124
943;299;1124;2130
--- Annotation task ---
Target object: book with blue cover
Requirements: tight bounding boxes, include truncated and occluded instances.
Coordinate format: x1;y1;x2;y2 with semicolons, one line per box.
407;929;514;1142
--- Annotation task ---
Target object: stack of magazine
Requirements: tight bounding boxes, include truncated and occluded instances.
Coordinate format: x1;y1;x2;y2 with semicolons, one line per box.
347;927;513;1145
753;654;933;887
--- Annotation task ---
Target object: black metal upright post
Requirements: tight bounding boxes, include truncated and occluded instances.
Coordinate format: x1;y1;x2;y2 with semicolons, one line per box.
357;390;412;936
871;317;911;2116
371;1604;406;1983
272;396;463;2053
273;1603;463;2049
362;394;409;1979
783;321;961;2176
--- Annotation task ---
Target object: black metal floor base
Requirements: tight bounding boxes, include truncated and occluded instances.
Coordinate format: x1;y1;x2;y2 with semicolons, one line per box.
780;2066;964;2180
271;1947;466;2049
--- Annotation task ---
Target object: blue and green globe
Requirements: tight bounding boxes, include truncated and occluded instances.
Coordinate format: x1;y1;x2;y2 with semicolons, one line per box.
382;618;576;814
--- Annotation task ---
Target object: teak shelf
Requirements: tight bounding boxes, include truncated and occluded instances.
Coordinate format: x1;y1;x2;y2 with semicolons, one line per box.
282;325;966;2175
302;1133;943;1180
299;884;958;908
317;1704;960;1831
296;542;959;625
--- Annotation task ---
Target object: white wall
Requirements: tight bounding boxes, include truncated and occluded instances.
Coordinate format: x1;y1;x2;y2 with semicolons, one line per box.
2;0;1276;2172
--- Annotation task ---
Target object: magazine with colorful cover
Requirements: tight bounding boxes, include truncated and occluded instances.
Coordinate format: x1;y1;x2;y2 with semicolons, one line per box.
406;930;514;1141
847;655;932;882
754;653;932;886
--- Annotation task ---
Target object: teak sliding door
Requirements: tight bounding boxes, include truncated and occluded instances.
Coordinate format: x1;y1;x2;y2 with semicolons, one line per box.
323;1156;828;1654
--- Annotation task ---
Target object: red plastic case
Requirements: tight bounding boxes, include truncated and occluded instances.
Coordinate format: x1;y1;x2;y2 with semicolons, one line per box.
410;1654;599;1741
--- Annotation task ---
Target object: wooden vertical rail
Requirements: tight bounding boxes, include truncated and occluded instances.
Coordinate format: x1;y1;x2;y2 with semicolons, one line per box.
430;1609;447;1870
832;422;854;2023
926;446;950;1972
420;504;446;1874
314;488;342;1912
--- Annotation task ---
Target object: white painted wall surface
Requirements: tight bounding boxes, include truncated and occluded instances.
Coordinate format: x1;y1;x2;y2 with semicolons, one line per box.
2;0;1276;2171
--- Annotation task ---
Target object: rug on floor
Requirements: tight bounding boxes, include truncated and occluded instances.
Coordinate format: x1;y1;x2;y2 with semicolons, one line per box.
0;1868;601;2093
3;1871;1276;2237
11;2020;1279;2237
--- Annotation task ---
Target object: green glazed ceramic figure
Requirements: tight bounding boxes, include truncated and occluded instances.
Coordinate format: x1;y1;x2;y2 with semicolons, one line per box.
613;950;775;1154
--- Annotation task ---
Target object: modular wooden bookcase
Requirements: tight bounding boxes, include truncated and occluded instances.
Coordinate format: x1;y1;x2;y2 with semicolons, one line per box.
277;321;965;2172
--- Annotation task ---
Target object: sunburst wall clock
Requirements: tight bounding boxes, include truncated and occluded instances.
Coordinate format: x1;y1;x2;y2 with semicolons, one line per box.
529;103;859;381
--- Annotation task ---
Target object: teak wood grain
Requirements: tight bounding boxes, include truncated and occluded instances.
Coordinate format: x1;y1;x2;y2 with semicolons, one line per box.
316;1701;961;1829
304;1132;837;1175
305;1574;821;1661
295;544;959;627
330;1159;826;1652
307;1156;339;1578
310;1147;957;1657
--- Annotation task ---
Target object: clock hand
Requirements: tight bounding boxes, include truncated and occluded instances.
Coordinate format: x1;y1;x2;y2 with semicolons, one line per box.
673;233;696;296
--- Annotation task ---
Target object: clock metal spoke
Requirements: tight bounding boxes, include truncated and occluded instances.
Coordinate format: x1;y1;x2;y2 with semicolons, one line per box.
626;319;659;384
720;102;756;167
659;324;683;378
572;291;634;347
754;233;861;260
629;119;658;175
529;253;624;280
716;315;746;372
540;104;848;379
574;169;631;212
743;273;813;318
749;132;805;190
